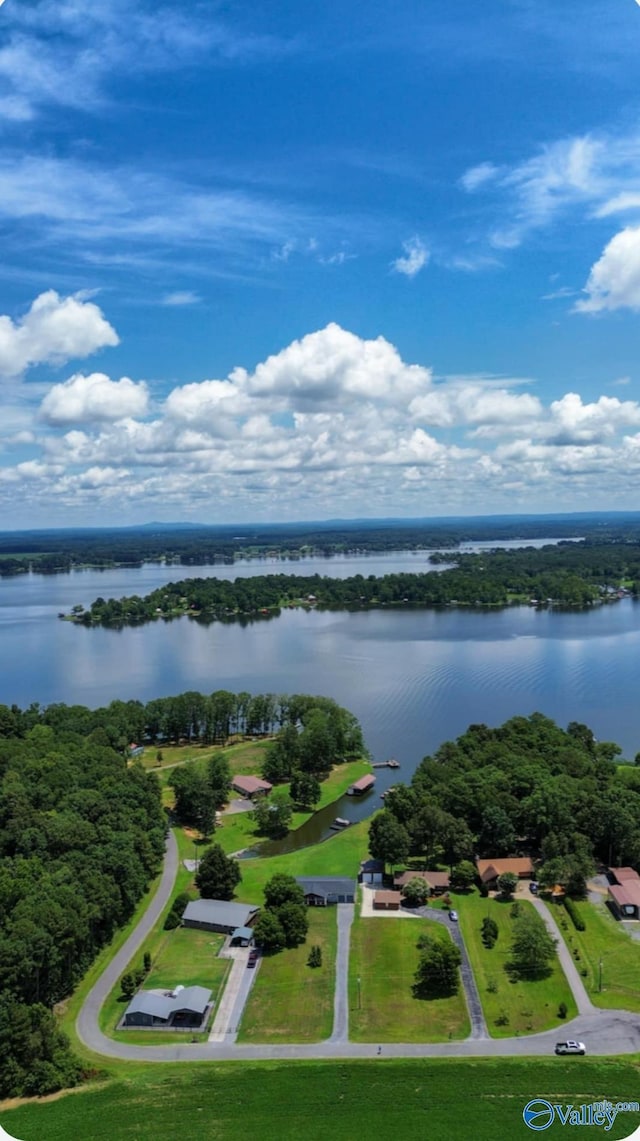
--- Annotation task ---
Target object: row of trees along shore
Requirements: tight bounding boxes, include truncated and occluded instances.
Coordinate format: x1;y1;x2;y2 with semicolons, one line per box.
64;541;640;627
369;713;640;885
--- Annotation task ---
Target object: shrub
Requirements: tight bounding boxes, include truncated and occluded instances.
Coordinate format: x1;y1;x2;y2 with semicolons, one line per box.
510;901;521;919
558;1001;568;1019
143;951;152;973
307;944;322;968
163;909;181;930
481;916;499;948
564;897;586;931
120;973;136;999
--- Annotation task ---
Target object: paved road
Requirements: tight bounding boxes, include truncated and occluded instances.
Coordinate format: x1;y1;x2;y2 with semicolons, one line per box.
76;829;179;1052
329;904;354;1043
77;836;640;1063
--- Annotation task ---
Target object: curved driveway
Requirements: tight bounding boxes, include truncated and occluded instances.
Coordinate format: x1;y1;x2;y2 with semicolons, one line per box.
77;835;640;1062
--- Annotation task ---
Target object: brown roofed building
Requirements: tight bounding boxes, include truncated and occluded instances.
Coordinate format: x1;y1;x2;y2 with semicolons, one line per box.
231;774;273;798
476;857;534;888
373;890;402;911
608;867;640;919
394;870;450;896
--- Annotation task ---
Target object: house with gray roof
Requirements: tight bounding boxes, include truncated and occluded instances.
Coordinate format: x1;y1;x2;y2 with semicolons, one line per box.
182;898;260;934
295;877;356;906
123;985;211;1029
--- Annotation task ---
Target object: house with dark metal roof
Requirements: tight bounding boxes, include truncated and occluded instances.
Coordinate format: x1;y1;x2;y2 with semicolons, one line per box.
123;985;211;1029
295;877;356;905
182;899;260;934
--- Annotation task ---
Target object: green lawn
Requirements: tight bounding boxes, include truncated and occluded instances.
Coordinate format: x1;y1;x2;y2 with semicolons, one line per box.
5;1060;640;1141
236;818;371;904
456;891;577;1036
553;897;640;1012
238;908;338;1043
349;913;470;1042
105;928;230;1046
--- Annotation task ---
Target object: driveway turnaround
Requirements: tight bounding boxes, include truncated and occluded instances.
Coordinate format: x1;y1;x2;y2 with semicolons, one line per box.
77;834;640;1063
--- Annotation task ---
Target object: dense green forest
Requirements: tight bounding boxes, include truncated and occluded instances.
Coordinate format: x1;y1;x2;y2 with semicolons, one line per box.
370;714;640;884
0;713;166;1097
65;540;640;627
3;511;640;576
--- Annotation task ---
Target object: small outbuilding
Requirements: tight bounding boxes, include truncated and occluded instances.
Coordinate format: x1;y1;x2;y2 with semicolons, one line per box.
296;877;356;906
608;867;640;920
373;890;402;911
182;899;259;934
123;985;211;1029
347;774;376;796
231;775;272;798
359;858;385;885
230;925;254;947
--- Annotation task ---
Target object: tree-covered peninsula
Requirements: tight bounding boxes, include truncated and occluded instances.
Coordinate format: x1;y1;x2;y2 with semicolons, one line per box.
64;541;640;627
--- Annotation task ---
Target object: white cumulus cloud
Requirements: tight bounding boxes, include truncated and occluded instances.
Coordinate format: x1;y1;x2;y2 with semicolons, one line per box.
575;226;640;313
0;291;119;379
40;372;149;425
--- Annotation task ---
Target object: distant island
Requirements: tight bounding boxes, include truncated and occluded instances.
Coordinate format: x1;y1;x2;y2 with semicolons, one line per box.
62;541;639;628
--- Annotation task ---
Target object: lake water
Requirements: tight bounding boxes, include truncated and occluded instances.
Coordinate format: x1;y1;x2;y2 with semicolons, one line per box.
1;540;638;842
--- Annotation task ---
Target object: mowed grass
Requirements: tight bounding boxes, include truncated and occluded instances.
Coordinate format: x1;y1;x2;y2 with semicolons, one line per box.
235;818;370;904
5;1060;640;1141
141;738;272;777
349;914;470;1042
238;909;338;1043
106;929;230;1046
554;898;640;1012
456;891;577;1036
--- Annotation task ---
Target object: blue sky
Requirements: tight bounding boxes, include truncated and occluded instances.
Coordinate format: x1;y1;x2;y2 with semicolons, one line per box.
2;0;640;527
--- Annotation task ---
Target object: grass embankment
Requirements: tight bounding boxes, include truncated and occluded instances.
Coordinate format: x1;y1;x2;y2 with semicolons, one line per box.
457;891;577;1037
349;913;469;1042
238;908;338;1043
5;1060;640;1141
554;898;640;1012
235;818;371;904
142;738;272;777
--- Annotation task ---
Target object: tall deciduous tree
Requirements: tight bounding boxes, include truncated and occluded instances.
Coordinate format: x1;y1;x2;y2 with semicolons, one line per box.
195;843;241;900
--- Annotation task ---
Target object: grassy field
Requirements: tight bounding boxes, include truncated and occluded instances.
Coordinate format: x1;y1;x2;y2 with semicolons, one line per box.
349;914;470;1042
141;738;272;776
238;908;338;1042
236;818;371;904
456;891;577;1037
554;897;640;1012
4;1059;640;1141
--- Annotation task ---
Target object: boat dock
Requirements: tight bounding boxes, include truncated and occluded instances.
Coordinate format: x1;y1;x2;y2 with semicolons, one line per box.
371;759;400;769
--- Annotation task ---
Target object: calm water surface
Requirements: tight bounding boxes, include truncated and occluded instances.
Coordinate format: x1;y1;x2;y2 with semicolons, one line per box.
2;540;637;841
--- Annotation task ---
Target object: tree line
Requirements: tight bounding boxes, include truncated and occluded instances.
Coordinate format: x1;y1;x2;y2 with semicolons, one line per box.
369;713;640;886
64;541;640;628
0;717;166;1097
0;690;363;756
0;515;619;577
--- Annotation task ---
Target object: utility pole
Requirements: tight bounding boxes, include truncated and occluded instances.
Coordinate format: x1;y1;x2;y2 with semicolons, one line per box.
357;975;361;1010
